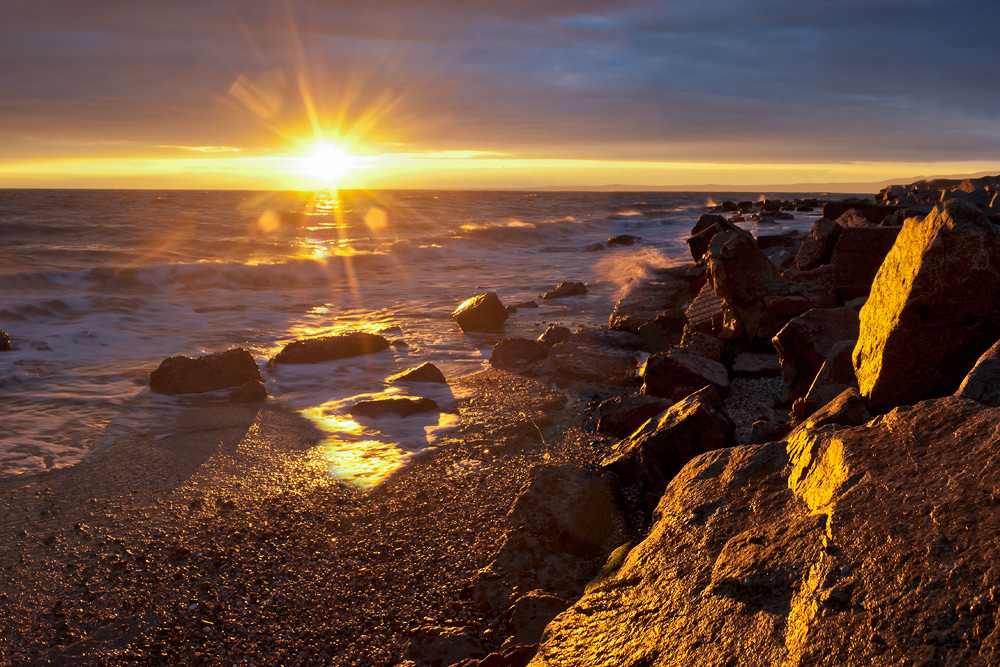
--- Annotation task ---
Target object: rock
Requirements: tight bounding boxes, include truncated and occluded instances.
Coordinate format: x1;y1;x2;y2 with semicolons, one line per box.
537;325;571;346
453;293;509;333
821;200;901;224
511;300;539;310
271;331;390;365
602;386;734;502
835;208;875;228
677;330;724;362
454;645;539;667
772;307;860;403
606;234;640;247
767;248;796;273
388;362;448;384
149;348;262;395
781;264;838;310
686;215;740;262
748;418;791;444
349;397;438;418
534;395;1000;666
788;387;871;439
0;330;9;351
490;338;551;373
854;200;1000;411
637;308;687;354
609;278;693;333
403;626;486;667
585;243;605;252
799;341;858;415
591;394;674;439
472;464;627;615
540;282;587;300
641;347;729;401
227;379;267;403
828;226;901;301
795;218;842;270
502;591;571;651
530;329;641;387
956;339;1000;406
731;352;781;378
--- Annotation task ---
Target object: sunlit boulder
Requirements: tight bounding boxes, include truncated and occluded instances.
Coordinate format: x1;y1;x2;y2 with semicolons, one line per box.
270;331;390;365
452;292;508;333
149;347;262;394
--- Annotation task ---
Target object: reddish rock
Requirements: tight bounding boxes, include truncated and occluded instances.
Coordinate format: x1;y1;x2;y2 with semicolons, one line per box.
854;200;1000;411
387;362;448;384
799;340;858;414
540;282;587;300
531;329;640;387
641;347;729;401
453;292;509;333
349;397;438;418
686;215;740;262
731;352;781;378
788;387;871;439
271;331;390;365
490;338;550;372
149;347;262;395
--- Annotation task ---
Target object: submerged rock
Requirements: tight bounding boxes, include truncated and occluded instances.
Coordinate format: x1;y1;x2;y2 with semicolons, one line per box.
452;292;509;333
349;396;439;418
533;396;1000;666
0;330;9;351
606;234;640;246
149;348;262;395
227;379;267;403
387;362;448;384
271;331;390;365
854;200;1000;411
540;282;587;300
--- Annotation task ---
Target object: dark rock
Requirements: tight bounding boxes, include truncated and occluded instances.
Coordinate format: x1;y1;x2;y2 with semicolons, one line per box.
706;227;788;340
799;340;858;414
691;214;729;235
606;234;640;247
511;300;539;310
490;338;550;372
677;330;724;362
227;379;267;403
822;200;902;224
835;208;875;228
609;278;693;333
641;347;729;401
683;283;726;336
854;200;1000;411
585;243;605;252
788;387;871;439
748;418;791;444
755;231;803;251
781;264;838;310
602;386;734;501
687;216;740;262
403;626;486;667
795;218;842;271
637;307;687;354
349;397;438;418
472;464;627;615
537;325;571;347
453;292;509;333
773;307;860;403
956;339;1000;406
535;395;1000;666
387;362;448;384
503;591;571;651
453;645;538;667
0;330;9;351
766;249;796;273
271;332;390;365
828;226;901;301
541;282;587;300
731;352;781;378
530;329;641;387
592;394;674;439
150;348;262;395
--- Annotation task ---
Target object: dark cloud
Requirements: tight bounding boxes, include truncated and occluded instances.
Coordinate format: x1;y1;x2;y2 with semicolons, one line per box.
2;0;999;164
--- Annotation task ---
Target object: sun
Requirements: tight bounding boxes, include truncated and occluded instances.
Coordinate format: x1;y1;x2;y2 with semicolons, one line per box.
303;143;357;185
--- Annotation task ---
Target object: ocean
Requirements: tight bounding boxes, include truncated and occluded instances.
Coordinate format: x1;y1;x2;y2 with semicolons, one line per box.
0;189;828;485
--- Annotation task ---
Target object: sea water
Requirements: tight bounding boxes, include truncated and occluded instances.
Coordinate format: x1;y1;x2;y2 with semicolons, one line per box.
0;189;828;485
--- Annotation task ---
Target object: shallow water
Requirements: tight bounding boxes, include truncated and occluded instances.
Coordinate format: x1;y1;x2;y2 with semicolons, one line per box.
0;189;830;484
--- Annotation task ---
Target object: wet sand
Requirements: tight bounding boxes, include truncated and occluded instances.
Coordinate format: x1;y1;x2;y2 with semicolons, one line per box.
0;369;613;666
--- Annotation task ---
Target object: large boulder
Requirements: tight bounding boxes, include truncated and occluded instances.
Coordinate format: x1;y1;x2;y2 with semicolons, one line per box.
452;293;509;332
149;348;262;394
472;464;627;616
795;218;842;271
271;331;390;364
706;227;788;340
773;307;860;403
640;347;729;401
686;215;740;262
854;200;1000;411
532;396;1000;666
609;278;693;333
490;338;550;373
828;226;901;301
602;386;734;502
529;329;641;387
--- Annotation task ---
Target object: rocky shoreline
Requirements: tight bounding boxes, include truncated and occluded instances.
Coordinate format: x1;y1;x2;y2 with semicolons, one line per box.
5;178;1000;665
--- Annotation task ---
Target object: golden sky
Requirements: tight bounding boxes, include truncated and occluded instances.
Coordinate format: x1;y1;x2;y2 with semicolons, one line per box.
2;1;999;191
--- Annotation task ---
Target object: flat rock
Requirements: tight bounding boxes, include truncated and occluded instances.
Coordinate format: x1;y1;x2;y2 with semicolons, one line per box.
387;362;448;384
641;347;729;401
271;331;390;365
453;292;509;333
609;278;693;333
636;307;687;354
854;200;1000;411
349;397;438;418
150;347;262;395
529;329;641;387
490;338;550;373
533;396;1000;666
731;352;781;378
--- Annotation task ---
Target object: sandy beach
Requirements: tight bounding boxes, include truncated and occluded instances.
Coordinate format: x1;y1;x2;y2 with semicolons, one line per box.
0;368;618;666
